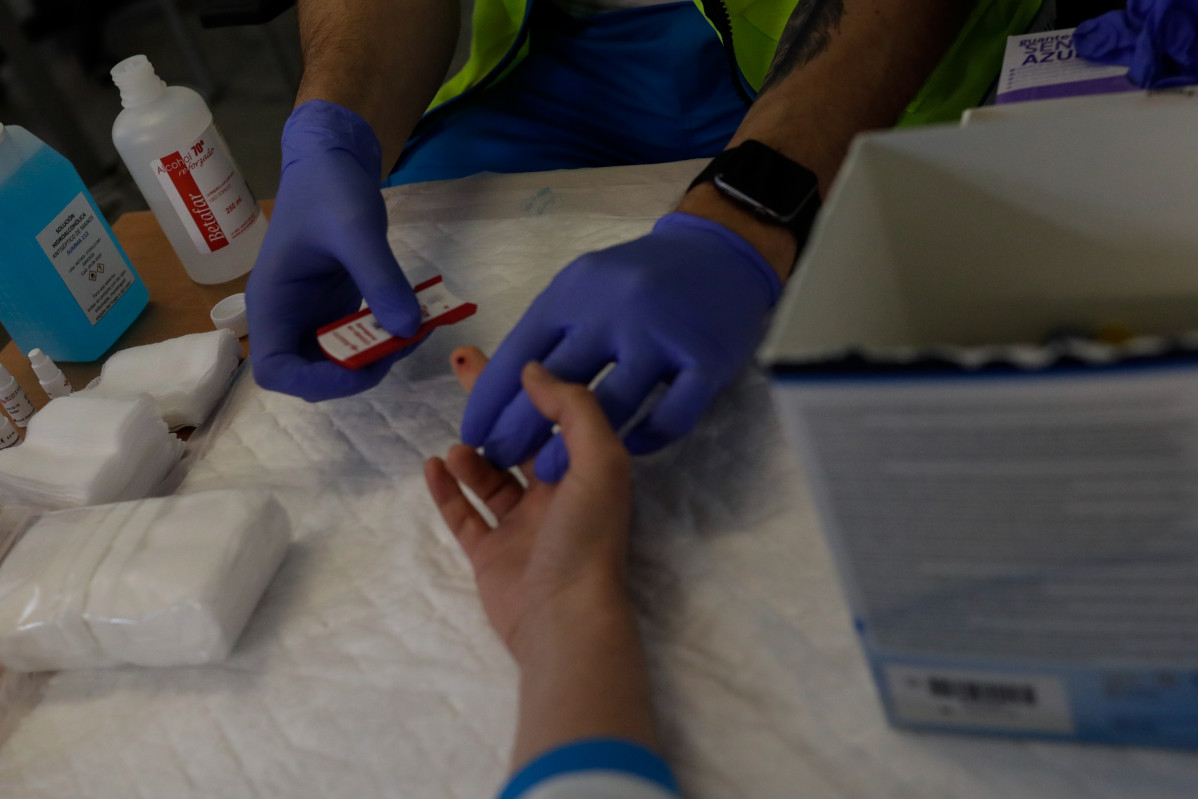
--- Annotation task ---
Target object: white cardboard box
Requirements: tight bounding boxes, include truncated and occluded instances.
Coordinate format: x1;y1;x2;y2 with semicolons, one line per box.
965;85;1198;126
761;103;1198;747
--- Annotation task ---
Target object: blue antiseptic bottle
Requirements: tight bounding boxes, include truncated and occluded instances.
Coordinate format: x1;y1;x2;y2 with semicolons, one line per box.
0;123;148;362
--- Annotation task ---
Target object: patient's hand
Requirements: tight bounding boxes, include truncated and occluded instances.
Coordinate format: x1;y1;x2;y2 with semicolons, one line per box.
425;347;633;660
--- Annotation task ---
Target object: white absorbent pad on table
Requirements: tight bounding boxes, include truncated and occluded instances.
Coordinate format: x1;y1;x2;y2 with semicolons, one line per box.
2;163;1198;798
78;329;242;430
0;395;184;510
0;489;290;671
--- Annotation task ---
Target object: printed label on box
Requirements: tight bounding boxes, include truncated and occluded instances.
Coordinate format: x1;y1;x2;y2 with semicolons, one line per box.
873;657;1198;745
885;664;1075;734
997;28;1134;104
35;193;135;326
152;125;260;254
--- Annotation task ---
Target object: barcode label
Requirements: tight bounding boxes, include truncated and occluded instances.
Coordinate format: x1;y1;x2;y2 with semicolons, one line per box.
885;664;1074;734
928;678;1037;706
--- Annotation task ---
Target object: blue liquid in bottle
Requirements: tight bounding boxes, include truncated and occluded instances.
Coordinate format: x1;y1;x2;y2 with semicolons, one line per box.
0;124;148;362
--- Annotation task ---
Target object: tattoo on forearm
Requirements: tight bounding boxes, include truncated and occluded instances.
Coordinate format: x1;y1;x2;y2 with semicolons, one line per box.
760;0;845;92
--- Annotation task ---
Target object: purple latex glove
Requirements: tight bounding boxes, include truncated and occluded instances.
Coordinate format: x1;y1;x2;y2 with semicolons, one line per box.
461;212;782;483
246;100;422;401
1130;0;1198;87
1073;9;1139;64
1075;0;1198;88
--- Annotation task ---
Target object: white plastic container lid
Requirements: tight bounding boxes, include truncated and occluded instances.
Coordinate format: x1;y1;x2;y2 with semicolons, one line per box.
210;294;248;338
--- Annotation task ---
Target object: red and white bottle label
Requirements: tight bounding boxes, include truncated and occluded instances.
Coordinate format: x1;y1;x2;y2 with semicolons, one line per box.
151;124;260;254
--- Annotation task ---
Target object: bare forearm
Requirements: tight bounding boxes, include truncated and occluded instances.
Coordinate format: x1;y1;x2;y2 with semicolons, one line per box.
678;0;968;276
295;0;459;174
510;582;658;771
740;0;967;189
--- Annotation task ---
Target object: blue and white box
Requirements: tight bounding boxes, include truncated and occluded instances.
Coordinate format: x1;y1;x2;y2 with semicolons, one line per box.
761;102;1198;748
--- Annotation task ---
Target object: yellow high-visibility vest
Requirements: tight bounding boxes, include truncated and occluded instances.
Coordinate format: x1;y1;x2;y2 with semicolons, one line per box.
423;0;1043;127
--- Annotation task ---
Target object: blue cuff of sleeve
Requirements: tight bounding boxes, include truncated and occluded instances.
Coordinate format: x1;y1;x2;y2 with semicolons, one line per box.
497;738;679;799
281;99;383;180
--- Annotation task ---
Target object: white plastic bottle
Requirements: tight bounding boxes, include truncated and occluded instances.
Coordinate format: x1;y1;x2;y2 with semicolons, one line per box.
110;55;267;285
0;417;17;450
0;364;33;428
28;349;72;399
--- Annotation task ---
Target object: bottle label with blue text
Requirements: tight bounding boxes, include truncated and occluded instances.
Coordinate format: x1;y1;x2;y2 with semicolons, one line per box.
35;193;135;326
151;124;260;254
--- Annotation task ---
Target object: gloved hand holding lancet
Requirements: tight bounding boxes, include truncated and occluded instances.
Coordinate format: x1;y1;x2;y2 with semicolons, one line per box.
246;100;423;401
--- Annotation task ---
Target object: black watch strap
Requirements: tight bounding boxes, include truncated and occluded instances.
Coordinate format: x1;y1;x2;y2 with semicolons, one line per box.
688;140;821;250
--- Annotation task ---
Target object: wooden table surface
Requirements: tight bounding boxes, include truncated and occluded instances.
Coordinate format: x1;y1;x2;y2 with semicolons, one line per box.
0;204;268;437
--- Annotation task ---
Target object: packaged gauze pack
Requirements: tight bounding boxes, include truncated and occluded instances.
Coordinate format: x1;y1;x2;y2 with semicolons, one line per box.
0;489;290;670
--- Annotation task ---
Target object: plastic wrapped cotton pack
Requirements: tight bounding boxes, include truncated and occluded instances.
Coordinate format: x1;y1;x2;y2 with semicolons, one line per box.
0;394;183;510
79;329;242;429
0;489;290;671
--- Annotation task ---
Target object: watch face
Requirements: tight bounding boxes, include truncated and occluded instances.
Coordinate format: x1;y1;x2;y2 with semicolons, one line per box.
713;140;819;223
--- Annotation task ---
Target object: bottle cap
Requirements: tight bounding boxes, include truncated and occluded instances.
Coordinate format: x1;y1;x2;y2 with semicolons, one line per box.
111;55;167;108
211;293;249;338
27;348;57;381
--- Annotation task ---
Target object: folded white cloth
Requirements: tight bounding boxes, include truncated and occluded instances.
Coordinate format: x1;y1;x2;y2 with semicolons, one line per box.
0;489;290;671
0;395;184;510
79;329;242;430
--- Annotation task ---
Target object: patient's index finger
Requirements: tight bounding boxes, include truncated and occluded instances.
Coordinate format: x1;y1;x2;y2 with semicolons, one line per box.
451;346;489;394
521;363;627;475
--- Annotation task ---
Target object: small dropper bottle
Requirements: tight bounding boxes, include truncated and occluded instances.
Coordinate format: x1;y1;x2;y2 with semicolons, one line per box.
29;349;72;399
0;364;33;428
0;416;17;450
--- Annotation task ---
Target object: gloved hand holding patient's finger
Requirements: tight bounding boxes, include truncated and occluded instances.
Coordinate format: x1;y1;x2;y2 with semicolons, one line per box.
461;212;782;482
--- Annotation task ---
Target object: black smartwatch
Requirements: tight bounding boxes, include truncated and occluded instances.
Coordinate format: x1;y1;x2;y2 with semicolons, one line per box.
688;140;821;250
